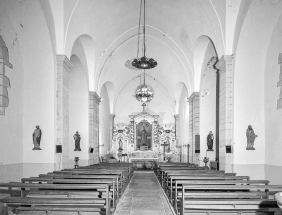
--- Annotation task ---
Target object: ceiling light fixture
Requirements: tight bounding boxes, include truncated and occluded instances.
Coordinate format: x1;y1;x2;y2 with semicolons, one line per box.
132;0;157;69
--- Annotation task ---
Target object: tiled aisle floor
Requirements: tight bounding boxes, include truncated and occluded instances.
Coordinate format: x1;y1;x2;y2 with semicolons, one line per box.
114;171;175;215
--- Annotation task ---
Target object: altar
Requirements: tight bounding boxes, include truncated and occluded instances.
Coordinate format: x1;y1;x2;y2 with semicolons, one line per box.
109;106;180;164
129;158;159;169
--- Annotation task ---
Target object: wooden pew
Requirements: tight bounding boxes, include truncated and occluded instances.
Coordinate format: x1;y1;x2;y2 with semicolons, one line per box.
58;169;128;185
167;174;249;201
21;177;118;208
180;199;281;215
51;169;127;195
180;184;282;215
77;164;133;182
173;180;269;213
163;170;231;185
161;170;235;188
39;173;122;199
15;205;106;215
0;182;111;215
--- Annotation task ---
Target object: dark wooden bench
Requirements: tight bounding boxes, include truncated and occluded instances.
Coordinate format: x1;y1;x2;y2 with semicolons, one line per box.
161;170;235;188
167;175;250;203
179;184;282;215
0;182;111;215
173;180;270;212
39;173;122;198
21;177;118;208
51;169;127;193
180;199;281;215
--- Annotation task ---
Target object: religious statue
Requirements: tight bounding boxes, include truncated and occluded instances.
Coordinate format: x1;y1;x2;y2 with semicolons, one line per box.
275;192;282;211
141;126;148;146
246;125;258;150
32;125;42;150
73;131;81;151
207;131;214;151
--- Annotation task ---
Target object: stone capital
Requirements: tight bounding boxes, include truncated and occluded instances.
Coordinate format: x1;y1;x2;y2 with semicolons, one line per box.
56;55;73;71
215;55;233;75
89;91;102;103
278;53;282;64
187;92;199;103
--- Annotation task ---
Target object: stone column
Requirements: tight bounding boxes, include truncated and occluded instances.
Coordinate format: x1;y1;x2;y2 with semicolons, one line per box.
56;55;72;169
215;55;234;172
188;92;200;164
277;54;282;110
89;91;101;164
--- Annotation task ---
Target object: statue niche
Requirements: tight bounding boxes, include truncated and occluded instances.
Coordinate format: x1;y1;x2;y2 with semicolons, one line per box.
136;120;152;150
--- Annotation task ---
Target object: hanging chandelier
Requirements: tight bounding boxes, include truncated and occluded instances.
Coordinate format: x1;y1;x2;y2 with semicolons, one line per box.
134;0;156;104
132;0;157;69
135;80;154;103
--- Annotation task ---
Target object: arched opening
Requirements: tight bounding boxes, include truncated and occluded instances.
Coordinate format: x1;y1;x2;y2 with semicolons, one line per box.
69;55;89;167
194;36;218;167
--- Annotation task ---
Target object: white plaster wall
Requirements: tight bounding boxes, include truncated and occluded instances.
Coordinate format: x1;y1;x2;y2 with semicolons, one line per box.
263;14;282;184
115;75;175;126
0;3;24;171
69;56;89;167
99;85;111;156
200;70;216;166
233;0;282;179
178;86;189;163
20;3;55;169
199;43;217;166
0;1;56;181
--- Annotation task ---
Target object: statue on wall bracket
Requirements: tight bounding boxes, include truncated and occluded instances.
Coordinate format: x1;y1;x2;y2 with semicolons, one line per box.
246;125;258;150
32;125;42;150
73;131;81;151
207;131;214;151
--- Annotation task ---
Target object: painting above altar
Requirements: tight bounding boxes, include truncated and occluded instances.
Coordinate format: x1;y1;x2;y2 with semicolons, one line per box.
136;120;152;150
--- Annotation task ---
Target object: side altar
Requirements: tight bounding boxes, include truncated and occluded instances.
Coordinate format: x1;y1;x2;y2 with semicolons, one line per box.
109;106;179;165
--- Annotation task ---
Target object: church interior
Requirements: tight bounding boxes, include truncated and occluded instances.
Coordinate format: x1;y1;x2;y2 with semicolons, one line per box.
1;0;282;214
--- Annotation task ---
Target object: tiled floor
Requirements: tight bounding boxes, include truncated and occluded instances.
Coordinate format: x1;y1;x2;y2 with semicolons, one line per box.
114;171;175;215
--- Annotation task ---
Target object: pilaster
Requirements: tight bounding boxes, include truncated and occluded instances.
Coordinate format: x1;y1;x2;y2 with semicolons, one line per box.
89;91;101;164
188;92;200;164
215;55;234;172
174;114;180;162
110;114;115;141
56;55;72;169
277;54;282;110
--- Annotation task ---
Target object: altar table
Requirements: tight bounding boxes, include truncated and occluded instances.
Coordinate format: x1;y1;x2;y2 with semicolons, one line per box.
129;158;159;169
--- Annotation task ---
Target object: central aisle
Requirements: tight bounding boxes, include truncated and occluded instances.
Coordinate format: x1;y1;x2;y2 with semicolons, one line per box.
114;171;175;215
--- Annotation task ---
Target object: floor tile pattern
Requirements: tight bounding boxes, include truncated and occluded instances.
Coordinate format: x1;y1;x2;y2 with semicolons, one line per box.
114;171;175;215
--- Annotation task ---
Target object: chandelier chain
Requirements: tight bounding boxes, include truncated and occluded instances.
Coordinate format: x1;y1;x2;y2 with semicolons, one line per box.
143;0;146;57
136;0;143;58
